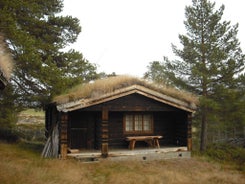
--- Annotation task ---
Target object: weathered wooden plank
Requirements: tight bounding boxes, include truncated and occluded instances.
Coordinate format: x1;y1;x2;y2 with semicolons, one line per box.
125;135;162;141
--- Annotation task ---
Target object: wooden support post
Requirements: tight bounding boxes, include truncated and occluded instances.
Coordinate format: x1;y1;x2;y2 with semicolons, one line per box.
187;113;192;151
60;113;68;159
101;108;109;158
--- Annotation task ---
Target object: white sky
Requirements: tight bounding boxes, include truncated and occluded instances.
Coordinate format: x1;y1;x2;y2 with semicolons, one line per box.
63;0;245;77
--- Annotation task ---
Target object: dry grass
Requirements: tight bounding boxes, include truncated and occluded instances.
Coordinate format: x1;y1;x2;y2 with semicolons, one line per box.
19;108;45;117
0;142;244;184
54;75;198;106
0;35;13;80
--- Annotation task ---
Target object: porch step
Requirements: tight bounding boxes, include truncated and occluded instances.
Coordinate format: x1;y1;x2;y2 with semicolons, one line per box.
107;151;191;161
67;147;190;162
68;148;80;153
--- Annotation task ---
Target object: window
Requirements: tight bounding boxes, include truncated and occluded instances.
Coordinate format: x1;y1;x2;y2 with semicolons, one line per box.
124;114;153;134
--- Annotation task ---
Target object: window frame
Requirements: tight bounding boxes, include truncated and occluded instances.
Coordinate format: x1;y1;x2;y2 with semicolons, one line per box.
123;113;153;134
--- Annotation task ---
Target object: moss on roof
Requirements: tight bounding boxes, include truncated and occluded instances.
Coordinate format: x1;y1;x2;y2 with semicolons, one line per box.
53;75;199;106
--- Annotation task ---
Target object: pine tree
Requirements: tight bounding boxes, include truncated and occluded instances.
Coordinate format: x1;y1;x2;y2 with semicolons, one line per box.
144;61;172;86
145;0;245;150
0;0;97;108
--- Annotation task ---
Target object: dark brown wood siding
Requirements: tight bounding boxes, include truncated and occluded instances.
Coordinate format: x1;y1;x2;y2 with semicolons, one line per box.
108;112;127;148
107;111;188;149
175;112;188;146
154;112;175;145
66;93;188;150
83;93;179;112
68;111;101;149
154;111;187;146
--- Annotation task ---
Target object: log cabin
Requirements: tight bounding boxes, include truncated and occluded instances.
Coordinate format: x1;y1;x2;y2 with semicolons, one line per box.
44;76;198;159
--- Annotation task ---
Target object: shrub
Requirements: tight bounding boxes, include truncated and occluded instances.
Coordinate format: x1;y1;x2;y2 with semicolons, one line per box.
18;141;44;153
0;127;20;142
205;143;245;171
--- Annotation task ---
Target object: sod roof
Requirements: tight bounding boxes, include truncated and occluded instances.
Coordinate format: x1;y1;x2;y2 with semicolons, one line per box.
54;75;198;112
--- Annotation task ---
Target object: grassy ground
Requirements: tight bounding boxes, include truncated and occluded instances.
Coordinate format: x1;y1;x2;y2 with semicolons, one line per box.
0;142;244;184
15;109;45;142
18;109;45;117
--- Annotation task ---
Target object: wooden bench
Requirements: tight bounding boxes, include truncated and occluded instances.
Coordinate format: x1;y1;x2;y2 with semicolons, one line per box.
125;135;163;150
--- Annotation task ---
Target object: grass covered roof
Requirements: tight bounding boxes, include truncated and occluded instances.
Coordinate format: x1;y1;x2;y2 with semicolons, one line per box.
54;75;198;107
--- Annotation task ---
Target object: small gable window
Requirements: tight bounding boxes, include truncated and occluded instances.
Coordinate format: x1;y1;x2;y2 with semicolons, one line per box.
124;114;153;134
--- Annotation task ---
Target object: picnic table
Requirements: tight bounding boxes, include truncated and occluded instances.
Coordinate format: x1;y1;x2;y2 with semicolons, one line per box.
125;135;163;150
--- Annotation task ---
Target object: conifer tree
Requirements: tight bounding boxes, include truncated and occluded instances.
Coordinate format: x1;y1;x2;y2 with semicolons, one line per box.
0;0;97;108
145;0;245;150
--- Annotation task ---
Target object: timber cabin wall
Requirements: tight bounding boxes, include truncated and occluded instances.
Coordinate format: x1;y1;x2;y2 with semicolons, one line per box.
153;111;188;146
68;111;101;150
65;94;190;149
108;112;126;148
107;111;188;148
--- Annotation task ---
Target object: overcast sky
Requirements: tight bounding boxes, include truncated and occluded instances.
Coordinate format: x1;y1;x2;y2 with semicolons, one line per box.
63;0;244;77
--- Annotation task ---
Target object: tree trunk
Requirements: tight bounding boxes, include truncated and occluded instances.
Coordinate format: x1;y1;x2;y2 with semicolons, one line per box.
200;32;208;151
200;110;207;151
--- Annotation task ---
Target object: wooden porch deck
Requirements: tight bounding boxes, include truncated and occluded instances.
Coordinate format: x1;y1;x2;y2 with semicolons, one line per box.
67;146;190;162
